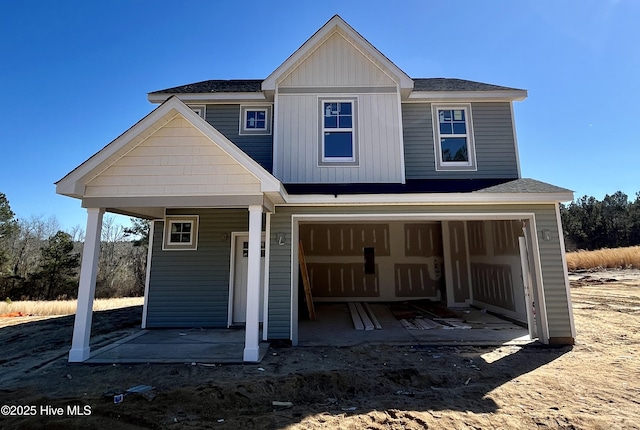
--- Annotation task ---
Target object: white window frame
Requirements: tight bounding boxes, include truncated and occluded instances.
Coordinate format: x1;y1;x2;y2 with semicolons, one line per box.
239;105;272;135
318;97;358;165
162;215;199;251
188;105;206;119
432;104;477;171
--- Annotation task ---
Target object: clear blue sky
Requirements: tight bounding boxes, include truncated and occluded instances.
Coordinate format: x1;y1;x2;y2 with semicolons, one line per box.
1;0;638;232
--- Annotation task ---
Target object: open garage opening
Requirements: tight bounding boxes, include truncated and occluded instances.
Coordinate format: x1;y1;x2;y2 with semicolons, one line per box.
293;216;541;346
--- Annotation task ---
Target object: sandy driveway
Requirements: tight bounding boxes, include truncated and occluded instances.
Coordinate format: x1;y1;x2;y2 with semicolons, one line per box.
0;270;638;429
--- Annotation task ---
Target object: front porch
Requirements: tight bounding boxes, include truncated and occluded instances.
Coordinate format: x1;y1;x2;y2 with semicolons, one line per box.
86;328;270;364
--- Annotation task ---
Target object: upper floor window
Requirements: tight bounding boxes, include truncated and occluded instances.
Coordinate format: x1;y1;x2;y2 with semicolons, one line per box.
432;104;476;171
189;105;206;119
163;215;199;250
319;98;358;164
240;105;272;135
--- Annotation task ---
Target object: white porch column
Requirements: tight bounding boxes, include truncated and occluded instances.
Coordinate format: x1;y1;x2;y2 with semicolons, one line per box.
244;204;263;362
68;208;104;362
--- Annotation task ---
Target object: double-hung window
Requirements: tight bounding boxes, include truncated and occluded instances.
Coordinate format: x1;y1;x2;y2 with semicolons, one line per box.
320;99;357;164
432;104;476;171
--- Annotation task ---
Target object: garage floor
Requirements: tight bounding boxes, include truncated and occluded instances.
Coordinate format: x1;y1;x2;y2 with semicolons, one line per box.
298;302;531;346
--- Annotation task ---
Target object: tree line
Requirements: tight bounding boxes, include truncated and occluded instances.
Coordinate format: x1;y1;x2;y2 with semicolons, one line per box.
560;191;640;251
0;192;149;301
2;190;639;301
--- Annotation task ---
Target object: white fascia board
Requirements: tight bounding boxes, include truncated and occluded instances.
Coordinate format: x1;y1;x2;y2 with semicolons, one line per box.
407;90;528;102
148;92;268;104
282;191;574;205
57;96;284;201
262;15;413;92
56;105;180;198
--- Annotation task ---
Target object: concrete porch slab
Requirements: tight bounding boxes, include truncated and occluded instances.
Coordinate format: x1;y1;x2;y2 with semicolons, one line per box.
86;328;270;364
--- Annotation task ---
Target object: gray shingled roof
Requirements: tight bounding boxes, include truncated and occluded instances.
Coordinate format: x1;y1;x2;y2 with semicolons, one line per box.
475;178;573;194
150;78;522;94
150;80;263;94
413;78;522;92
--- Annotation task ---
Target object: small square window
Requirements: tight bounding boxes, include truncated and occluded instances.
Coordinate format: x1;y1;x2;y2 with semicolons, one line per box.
163;216;199;250
189;105;206;119
240;106;272;135
432;104;476;171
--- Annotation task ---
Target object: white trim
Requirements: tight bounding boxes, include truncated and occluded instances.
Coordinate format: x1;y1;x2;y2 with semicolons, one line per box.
228;231;267;328
148;92;267;104
289;211;550;346
188;104;206;119
272;86;280;180
407;90;527;102
244;205;263;362
56;97;284;198
162;215;199;250
283;192;574;205
140;219;157;329
555;203;576;338
69;208;104;362
524;217;550;343
227;232;241;328
432;104;477;171
510;102;522;178
262;213;271;341
319;98;358;164
262;15;413;92
396;85;406;184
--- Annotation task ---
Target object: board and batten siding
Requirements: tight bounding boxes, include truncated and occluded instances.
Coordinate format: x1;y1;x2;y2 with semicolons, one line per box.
204;104;273;172
145;209;249;328
266;204;572;341
85;116;261;197
274;93;403;183
278;31;396;88
402;102;519;179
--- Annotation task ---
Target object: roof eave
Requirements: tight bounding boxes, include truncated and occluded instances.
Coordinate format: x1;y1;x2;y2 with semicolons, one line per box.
282;191;574;205
407;89;528;102
148;92;268;104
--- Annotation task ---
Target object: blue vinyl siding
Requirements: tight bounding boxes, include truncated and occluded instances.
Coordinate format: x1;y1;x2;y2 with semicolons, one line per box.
204;104;273;172
145;209;248;328
403;102;519;179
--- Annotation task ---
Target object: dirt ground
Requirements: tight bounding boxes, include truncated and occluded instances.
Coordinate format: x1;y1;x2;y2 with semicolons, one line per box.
0;271;639;429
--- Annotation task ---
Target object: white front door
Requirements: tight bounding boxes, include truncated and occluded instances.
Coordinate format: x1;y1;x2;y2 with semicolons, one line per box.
232;234;265;324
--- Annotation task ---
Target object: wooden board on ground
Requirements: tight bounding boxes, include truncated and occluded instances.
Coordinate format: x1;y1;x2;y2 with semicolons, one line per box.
298;241;316;321
363;303;382;329
355;303;374;330
348;302;365;330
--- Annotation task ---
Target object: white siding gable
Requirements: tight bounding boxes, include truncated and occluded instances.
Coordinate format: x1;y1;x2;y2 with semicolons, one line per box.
85;116;261;197
279;31;396;88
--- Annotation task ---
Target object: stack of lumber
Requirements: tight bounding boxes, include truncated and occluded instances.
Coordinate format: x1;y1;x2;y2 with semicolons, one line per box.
348;302;382;330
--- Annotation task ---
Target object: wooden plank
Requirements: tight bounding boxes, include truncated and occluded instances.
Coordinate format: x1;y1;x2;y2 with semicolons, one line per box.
348;302;364;330
399;319;417;330
355;303;374;330
363;303;382;330
298;241;316;321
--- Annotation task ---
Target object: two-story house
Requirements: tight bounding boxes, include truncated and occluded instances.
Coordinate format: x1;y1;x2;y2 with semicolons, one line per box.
57;16;575;363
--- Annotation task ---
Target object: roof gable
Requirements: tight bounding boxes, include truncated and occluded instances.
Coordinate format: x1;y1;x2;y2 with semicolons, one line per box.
262;15;413;93
56;97;282;199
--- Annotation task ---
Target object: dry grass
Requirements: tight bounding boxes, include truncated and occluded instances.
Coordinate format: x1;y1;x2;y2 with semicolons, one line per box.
0;297;144;317
566;245;640;270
